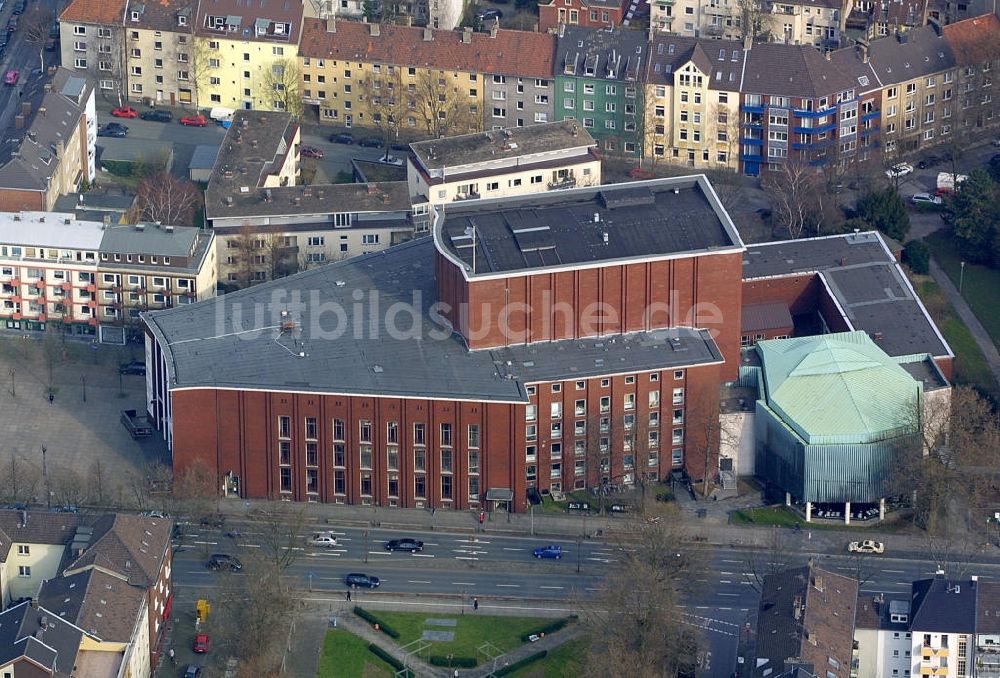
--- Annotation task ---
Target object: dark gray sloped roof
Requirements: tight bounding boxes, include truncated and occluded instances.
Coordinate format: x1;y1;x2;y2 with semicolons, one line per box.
867;25;956;84
0;510;80;563
742;43;859;98
647;36;746;91
39;569;145;643
0;601;83;675
145;238;724;398
910;575;977;633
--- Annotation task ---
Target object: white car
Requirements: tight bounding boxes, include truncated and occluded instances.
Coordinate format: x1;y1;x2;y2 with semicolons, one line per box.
377;154;404;166
911;192;942;206
848;539;885;554
308;531;338;547
885;162;914;178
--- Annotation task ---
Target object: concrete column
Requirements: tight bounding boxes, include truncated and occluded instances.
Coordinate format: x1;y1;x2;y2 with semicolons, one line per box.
845;501;851;525
786;492;792;506
879;497;885;520
805;501;812;523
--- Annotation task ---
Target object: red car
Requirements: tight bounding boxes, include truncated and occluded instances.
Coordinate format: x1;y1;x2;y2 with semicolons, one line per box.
627;167;655;180
192;633;210;653
180;115;208;127
111;106;139;118
4;70;18;86
300;146;323;159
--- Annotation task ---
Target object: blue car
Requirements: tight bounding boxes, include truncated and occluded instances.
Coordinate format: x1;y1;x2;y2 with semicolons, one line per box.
533;545;562;559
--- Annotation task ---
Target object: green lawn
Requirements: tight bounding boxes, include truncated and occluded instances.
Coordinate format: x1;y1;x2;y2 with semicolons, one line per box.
316;629;393;678
730;506;802;527
371;611;555;663
925;231;1000;350
508;638;586;678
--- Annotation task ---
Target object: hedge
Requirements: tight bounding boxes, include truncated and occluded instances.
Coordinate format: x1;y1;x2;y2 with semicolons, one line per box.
519;616;575;642
367;643;413;677
353;607;401;639
495;650;548;676
429;655;478;668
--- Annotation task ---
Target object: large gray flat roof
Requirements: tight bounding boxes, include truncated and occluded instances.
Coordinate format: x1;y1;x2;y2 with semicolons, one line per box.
743;232;951;360
145;238;723;398
437;175;744;278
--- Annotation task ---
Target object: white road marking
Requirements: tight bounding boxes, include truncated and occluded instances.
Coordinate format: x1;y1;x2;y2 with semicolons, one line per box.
539;586;564;590
455;556;479;561
407;580;431;584
193;541;218;545
452;582;476;586
503;548;525;552
882;569;905;574
496;584;520;588
411;553;435;558
718;593;739;597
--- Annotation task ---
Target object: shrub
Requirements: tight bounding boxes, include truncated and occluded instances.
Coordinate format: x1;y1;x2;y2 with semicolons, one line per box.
903;240;931;275
655;490;675;502
519;616;575;642
496;650;548;676
367;643;411;675
353;607;401;638
429;656;478;668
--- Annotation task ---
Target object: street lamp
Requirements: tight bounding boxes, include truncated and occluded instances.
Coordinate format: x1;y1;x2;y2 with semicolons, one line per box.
8;367;14;397
41;446;50;509
959;261;966;295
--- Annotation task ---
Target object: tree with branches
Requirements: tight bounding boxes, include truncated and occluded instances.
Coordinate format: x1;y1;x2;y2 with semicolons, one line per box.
761;159;829;238
736;0;773;42
22;7;51;73
364;67;407;152
411;70;478;138
130;172;200;226
259;58;302;114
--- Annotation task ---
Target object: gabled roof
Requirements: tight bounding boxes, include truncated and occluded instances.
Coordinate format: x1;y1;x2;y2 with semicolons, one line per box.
0;509;80;563
194;0;303;43
126;0;198;34
555;25;647;81
647;36;746;91
757;331;921;444
63;514;171;588
38;569;145;643
866;24;956;84
60;0;128;23
910;574;977;633
299;19;557;79
942;13;1000;66
742;43;860;98
0;601;84;675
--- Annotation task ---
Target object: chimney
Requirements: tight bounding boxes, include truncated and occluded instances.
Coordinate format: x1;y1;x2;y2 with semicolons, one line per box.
19;510;27;528
793;595;803;619
825;50;831;61
43;83;52;93
423;27;433;41
490;22;499;38
14;114;23;129
558;22;565;38
21;101;31;117
814;575;825;592
325;17;336;33
858;39;869;63
743;34;752;51
462;26;472;43
370;22;380;36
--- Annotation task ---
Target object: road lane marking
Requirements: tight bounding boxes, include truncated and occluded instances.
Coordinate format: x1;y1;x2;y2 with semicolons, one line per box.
193;541;218;545
721;560;741;564
539;586;564;590
882;569;905;573
369;551;391;556
719;580;732;584
503;548;525;552
718;593;739;597
452;582;476;586
496;584;520;588
411;553;435;558
407;580;431;584
455;556;479;561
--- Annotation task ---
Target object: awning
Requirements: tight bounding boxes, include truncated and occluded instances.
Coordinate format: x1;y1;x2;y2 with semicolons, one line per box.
485;488;514;502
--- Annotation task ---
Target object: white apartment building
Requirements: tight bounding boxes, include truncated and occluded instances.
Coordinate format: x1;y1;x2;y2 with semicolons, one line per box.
855;595;914;678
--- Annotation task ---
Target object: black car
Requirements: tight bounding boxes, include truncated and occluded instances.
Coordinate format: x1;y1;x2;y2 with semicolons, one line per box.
357;137;384;148
390;142;410;152
329;132;353;144
345;573;380;588
477;8;502;21
207;554;242;571
98;123;128;138
118;361;146;375
200;514;225;527
140;109;173;122
183;666;202;678
385;538;424;552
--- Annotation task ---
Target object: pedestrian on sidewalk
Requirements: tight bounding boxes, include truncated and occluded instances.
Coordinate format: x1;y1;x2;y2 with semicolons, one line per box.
48;392;54;404
346;589;352;602
168;648;175;665
473;597;479;611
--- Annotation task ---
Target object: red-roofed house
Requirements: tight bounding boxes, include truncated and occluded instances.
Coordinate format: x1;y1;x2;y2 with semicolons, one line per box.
942;14;1000;132
538;0;628;32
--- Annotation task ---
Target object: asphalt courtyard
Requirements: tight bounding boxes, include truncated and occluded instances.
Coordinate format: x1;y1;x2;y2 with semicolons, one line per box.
0;333;166;507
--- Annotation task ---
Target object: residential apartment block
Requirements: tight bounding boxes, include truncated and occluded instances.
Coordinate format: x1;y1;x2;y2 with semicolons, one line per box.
0;211;215;340
407;120;601;205
313;0;466;29
0;69;96;213
297;18;557;133
538;0;629;32
0;509;173;678
60;0;131;101
646;36;745;170
555;25;648;155
204;111;419;287
122;0;199;105
770;0;851;48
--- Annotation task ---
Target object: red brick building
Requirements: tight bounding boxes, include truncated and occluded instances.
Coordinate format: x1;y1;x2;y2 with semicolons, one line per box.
144;177;746;511
538;0;628;32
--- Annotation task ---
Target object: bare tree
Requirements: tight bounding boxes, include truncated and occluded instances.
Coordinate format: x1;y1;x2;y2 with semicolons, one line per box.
761;160;827;238
129;172;200;226
737;0;772;42
22;7;51;73
172;457;218;521
363;67;407;151
244;504;310;576
188;39;213;111
581;520;701;677
411;70;479;138
742;526;790;593
259;58;302;114
1;452;42;505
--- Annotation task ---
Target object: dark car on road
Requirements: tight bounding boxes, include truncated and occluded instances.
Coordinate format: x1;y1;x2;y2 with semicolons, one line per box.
183;666;202;678
118;361;146;375
357;137;384;148
98;122;128;137
345;573;380;588
329;132;353;144
385;538;424;552
532;544;563;559
140;109;173;122
206;554;242;571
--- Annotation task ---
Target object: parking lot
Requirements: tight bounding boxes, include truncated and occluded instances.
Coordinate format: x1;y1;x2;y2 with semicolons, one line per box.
0;333;167;507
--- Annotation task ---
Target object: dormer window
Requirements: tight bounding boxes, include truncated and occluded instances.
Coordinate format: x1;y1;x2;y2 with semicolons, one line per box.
131;11;140;21
177;14;187;25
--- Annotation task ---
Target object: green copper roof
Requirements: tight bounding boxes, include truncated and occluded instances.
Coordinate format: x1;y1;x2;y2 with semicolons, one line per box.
756;331;922;445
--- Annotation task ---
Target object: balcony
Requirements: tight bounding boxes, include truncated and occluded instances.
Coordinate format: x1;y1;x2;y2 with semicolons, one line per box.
548;177;577;190
741;103;765;114
453;192;481;201
793;122;837;134
654;0;675;5
740;152;763;162
704;24;725;35
741;136;764;146
793;106;838;119
862;109;881;121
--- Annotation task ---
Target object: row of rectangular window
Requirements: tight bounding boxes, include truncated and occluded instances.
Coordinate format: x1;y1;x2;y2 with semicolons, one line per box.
524;428;679;460
279;417;479;448
280;442;481;476
279;468;480;501
527;372;682;396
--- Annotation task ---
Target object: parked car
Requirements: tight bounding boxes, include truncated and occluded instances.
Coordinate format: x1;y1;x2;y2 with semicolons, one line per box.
98;122;128;138
192;633;210;653
345;573;380;588
140;109;173;122
390;142;410;152
200;514;225;527
385;538;424;552
141;510;168;518
119;361;146;375
917;155;940;169
477;8;502;21
885;162;914;178
848;539;885;554
206;554;242;571
111;106;139;118
3;69;18;86
180;114;208;126
532;544;563;559
183;666;202;678
120;409;152;438
329;132;354;144
308;531;339;547
627;167;655;180
911;192;942;206
6;16;17;31
357;137;384;148
300;145;324;158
